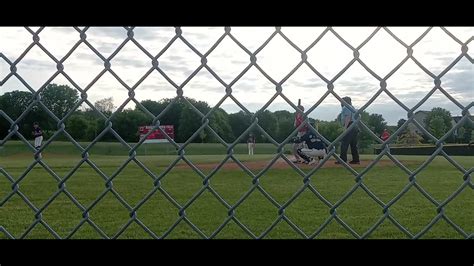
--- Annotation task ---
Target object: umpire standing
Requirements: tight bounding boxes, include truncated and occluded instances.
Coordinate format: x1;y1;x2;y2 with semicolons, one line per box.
336;96;360;164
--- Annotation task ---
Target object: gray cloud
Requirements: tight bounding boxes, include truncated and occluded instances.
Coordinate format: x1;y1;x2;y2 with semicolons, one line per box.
87;27;128;39
161;49;200;62
230;59;249;65
415;98;467;116
17;59;55;70
38;39;79;52
438;57;473;94
439;56;473;71
208;50;243;59
220;103;247;113
364;103;411;124
421;57;465;74
442;69;474;99
307;104;344;121
219;74;238;81
72;52;103;62
395;70;429;77
350;74;374;82
96;43;122;54
233;81;263;91
352;92;469;125
410;76;436;85
422;50;459;57
336;79;378;91
182;31;213;39
165;55;187;62
181;27;225;39
185;85;225;95
3;27;473;125
159;62;196;73
238;73;260;82
221;102;265;113
46;27;79;34
139;83;176;91
132;27;175;41
111;57;149;69
286;79;325;88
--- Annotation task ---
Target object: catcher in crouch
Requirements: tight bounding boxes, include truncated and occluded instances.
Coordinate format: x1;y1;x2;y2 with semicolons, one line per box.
292;130;328;165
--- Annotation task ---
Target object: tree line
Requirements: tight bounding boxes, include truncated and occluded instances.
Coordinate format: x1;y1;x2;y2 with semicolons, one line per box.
1;84;472;148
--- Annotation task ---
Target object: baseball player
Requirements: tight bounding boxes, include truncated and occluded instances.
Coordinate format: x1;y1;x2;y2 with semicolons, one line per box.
292;131;327;165
292;99;309;163
32;122;43;159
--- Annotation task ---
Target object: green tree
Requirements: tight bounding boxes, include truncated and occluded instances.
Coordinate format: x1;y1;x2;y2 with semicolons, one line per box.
358;110;372;150
457;127;465;143
0;90;33;119
178;105;204;143
228;111;252;142
277;118;294;142
273;110;294;142
199;130;207;143
85;118;101;141
140;98;200;143
429;116;446;139
256;110;278;142
0;90;45;139
424;107;452;141
140;99;166;116
160;98;185;132
367;113;387;136
176;99;210;143
40;84;80;118
94;97;115;116
463;123;472;143
397;118;407;129
209;108;234;143
318;120;343;143
112;109;151;142
66;114;88;141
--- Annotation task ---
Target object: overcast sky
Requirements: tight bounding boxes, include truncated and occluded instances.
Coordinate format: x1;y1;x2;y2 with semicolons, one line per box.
0;27;472;125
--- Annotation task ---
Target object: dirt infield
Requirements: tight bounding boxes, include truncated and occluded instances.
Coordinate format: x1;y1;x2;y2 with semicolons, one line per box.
176;158;403;171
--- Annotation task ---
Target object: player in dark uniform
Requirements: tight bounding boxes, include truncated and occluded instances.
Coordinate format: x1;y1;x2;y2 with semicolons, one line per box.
292;131;327;165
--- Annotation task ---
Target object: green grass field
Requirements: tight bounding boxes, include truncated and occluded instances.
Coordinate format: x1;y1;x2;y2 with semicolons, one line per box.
0;141;472;239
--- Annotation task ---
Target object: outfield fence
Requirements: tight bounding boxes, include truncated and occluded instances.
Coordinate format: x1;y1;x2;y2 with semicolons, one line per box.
0;27;473;239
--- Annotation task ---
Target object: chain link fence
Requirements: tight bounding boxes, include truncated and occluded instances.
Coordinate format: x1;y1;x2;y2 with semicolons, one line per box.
0;26;473;239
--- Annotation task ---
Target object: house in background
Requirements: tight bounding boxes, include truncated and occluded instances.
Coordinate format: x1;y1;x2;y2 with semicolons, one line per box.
407;110;473;140
407;111;430;134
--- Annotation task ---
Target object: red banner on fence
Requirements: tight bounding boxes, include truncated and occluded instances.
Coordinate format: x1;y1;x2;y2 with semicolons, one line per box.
138;125;174;143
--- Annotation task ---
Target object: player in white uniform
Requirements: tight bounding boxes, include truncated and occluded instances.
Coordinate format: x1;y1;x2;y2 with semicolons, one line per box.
32;122;43;159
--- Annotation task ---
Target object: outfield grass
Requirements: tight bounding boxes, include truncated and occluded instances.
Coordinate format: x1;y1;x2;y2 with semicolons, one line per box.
0;140;294;156
0;141;472;239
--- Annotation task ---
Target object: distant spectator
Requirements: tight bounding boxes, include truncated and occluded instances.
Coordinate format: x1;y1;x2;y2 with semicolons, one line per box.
381;129;390;142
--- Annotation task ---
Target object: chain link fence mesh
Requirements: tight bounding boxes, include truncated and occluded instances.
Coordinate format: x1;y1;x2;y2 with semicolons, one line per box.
0;26;473;239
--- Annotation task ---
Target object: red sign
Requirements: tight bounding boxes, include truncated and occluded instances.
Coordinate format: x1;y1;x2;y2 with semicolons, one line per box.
139;125;174;143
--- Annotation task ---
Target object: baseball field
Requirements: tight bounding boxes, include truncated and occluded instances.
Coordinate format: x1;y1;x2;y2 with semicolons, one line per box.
0;141;472;239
